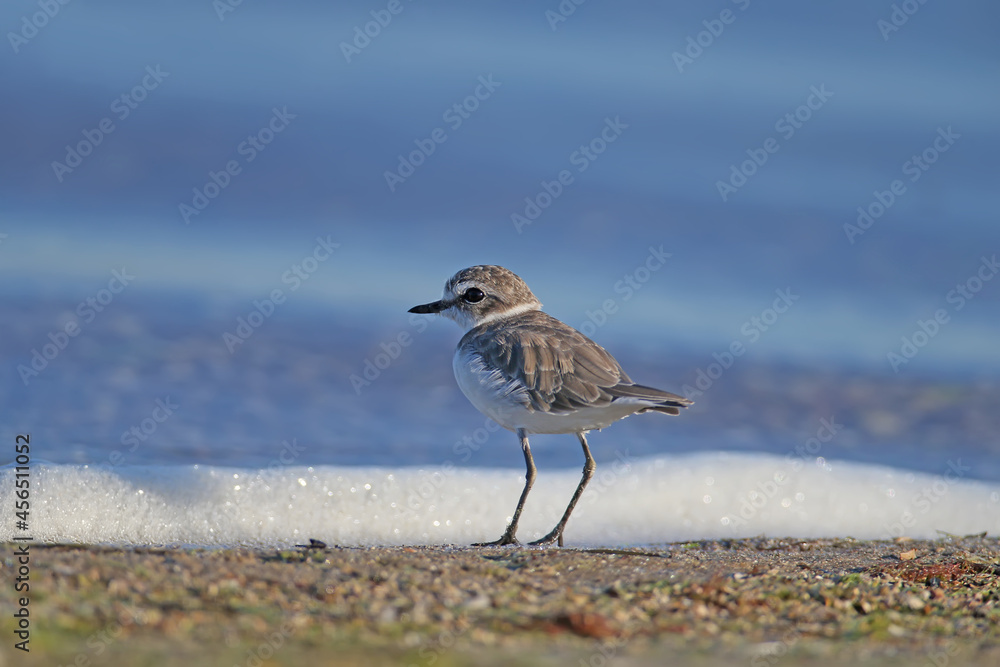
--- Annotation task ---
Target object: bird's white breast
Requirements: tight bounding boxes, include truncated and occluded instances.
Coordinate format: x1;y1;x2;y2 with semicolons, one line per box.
452;346;530;431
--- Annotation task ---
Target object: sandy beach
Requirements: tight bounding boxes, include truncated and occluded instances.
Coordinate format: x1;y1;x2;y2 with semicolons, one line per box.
1;536;998;666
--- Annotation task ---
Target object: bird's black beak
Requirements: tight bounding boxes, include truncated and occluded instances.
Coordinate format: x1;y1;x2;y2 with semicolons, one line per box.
408;300;448;314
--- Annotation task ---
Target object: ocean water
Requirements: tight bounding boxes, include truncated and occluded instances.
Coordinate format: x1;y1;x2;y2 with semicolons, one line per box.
1;1;998;546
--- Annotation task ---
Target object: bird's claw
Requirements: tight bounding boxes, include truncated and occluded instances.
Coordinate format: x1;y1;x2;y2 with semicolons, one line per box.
472;534;520;547
528;532;563;547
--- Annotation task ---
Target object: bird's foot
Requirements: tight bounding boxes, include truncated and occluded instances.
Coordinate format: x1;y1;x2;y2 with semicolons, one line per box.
528;530;563;547
472;533;520;547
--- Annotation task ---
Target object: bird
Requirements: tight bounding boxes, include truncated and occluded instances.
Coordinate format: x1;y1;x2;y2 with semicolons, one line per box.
408;265;692;546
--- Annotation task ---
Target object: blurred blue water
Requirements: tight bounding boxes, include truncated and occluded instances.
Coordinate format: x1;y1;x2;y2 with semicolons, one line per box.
1;1;998;479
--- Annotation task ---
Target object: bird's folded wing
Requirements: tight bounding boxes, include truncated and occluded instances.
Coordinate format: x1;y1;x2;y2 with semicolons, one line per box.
464;314;688;414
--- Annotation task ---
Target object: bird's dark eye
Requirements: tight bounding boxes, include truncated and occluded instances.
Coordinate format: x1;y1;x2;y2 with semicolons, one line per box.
462;288;485;303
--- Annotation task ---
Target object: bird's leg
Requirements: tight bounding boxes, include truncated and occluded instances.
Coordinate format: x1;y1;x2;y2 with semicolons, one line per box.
530;432;595;547
473;428;536;546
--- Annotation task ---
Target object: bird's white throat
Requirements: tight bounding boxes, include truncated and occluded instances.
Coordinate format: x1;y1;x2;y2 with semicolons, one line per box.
463;301;541;331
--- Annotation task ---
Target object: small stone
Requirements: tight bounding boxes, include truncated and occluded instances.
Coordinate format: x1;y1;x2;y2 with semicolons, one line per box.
377;606;398;624
464;594;491;611
558;612;616;639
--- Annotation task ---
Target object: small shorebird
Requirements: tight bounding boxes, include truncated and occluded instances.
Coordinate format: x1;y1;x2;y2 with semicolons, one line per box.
409;265;691;546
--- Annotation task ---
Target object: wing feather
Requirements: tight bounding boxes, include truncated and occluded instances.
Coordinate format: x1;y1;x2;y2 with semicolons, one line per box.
458;310;691;415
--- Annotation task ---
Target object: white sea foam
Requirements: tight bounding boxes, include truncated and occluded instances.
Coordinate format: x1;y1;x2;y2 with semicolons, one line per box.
2;453;997;547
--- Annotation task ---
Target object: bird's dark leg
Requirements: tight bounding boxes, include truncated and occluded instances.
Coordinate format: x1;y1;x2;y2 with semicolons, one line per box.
530;432;596;547
473;428;536;546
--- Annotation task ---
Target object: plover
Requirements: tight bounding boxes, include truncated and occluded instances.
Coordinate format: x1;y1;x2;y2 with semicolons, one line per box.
409;265;691;546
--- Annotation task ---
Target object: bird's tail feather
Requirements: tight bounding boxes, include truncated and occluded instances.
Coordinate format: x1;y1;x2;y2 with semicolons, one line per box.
609;382;693;415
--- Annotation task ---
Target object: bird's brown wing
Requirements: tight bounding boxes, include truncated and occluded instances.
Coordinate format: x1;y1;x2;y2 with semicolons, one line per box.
461;311;691;414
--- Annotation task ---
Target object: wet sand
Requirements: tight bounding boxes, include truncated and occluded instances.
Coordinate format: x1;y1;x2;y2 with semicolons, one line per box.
1;536;998;666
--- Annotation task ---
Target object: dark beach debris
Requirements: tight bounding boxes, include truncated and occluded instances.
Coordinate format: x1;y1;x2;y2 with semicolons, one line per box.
295;538;328;550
